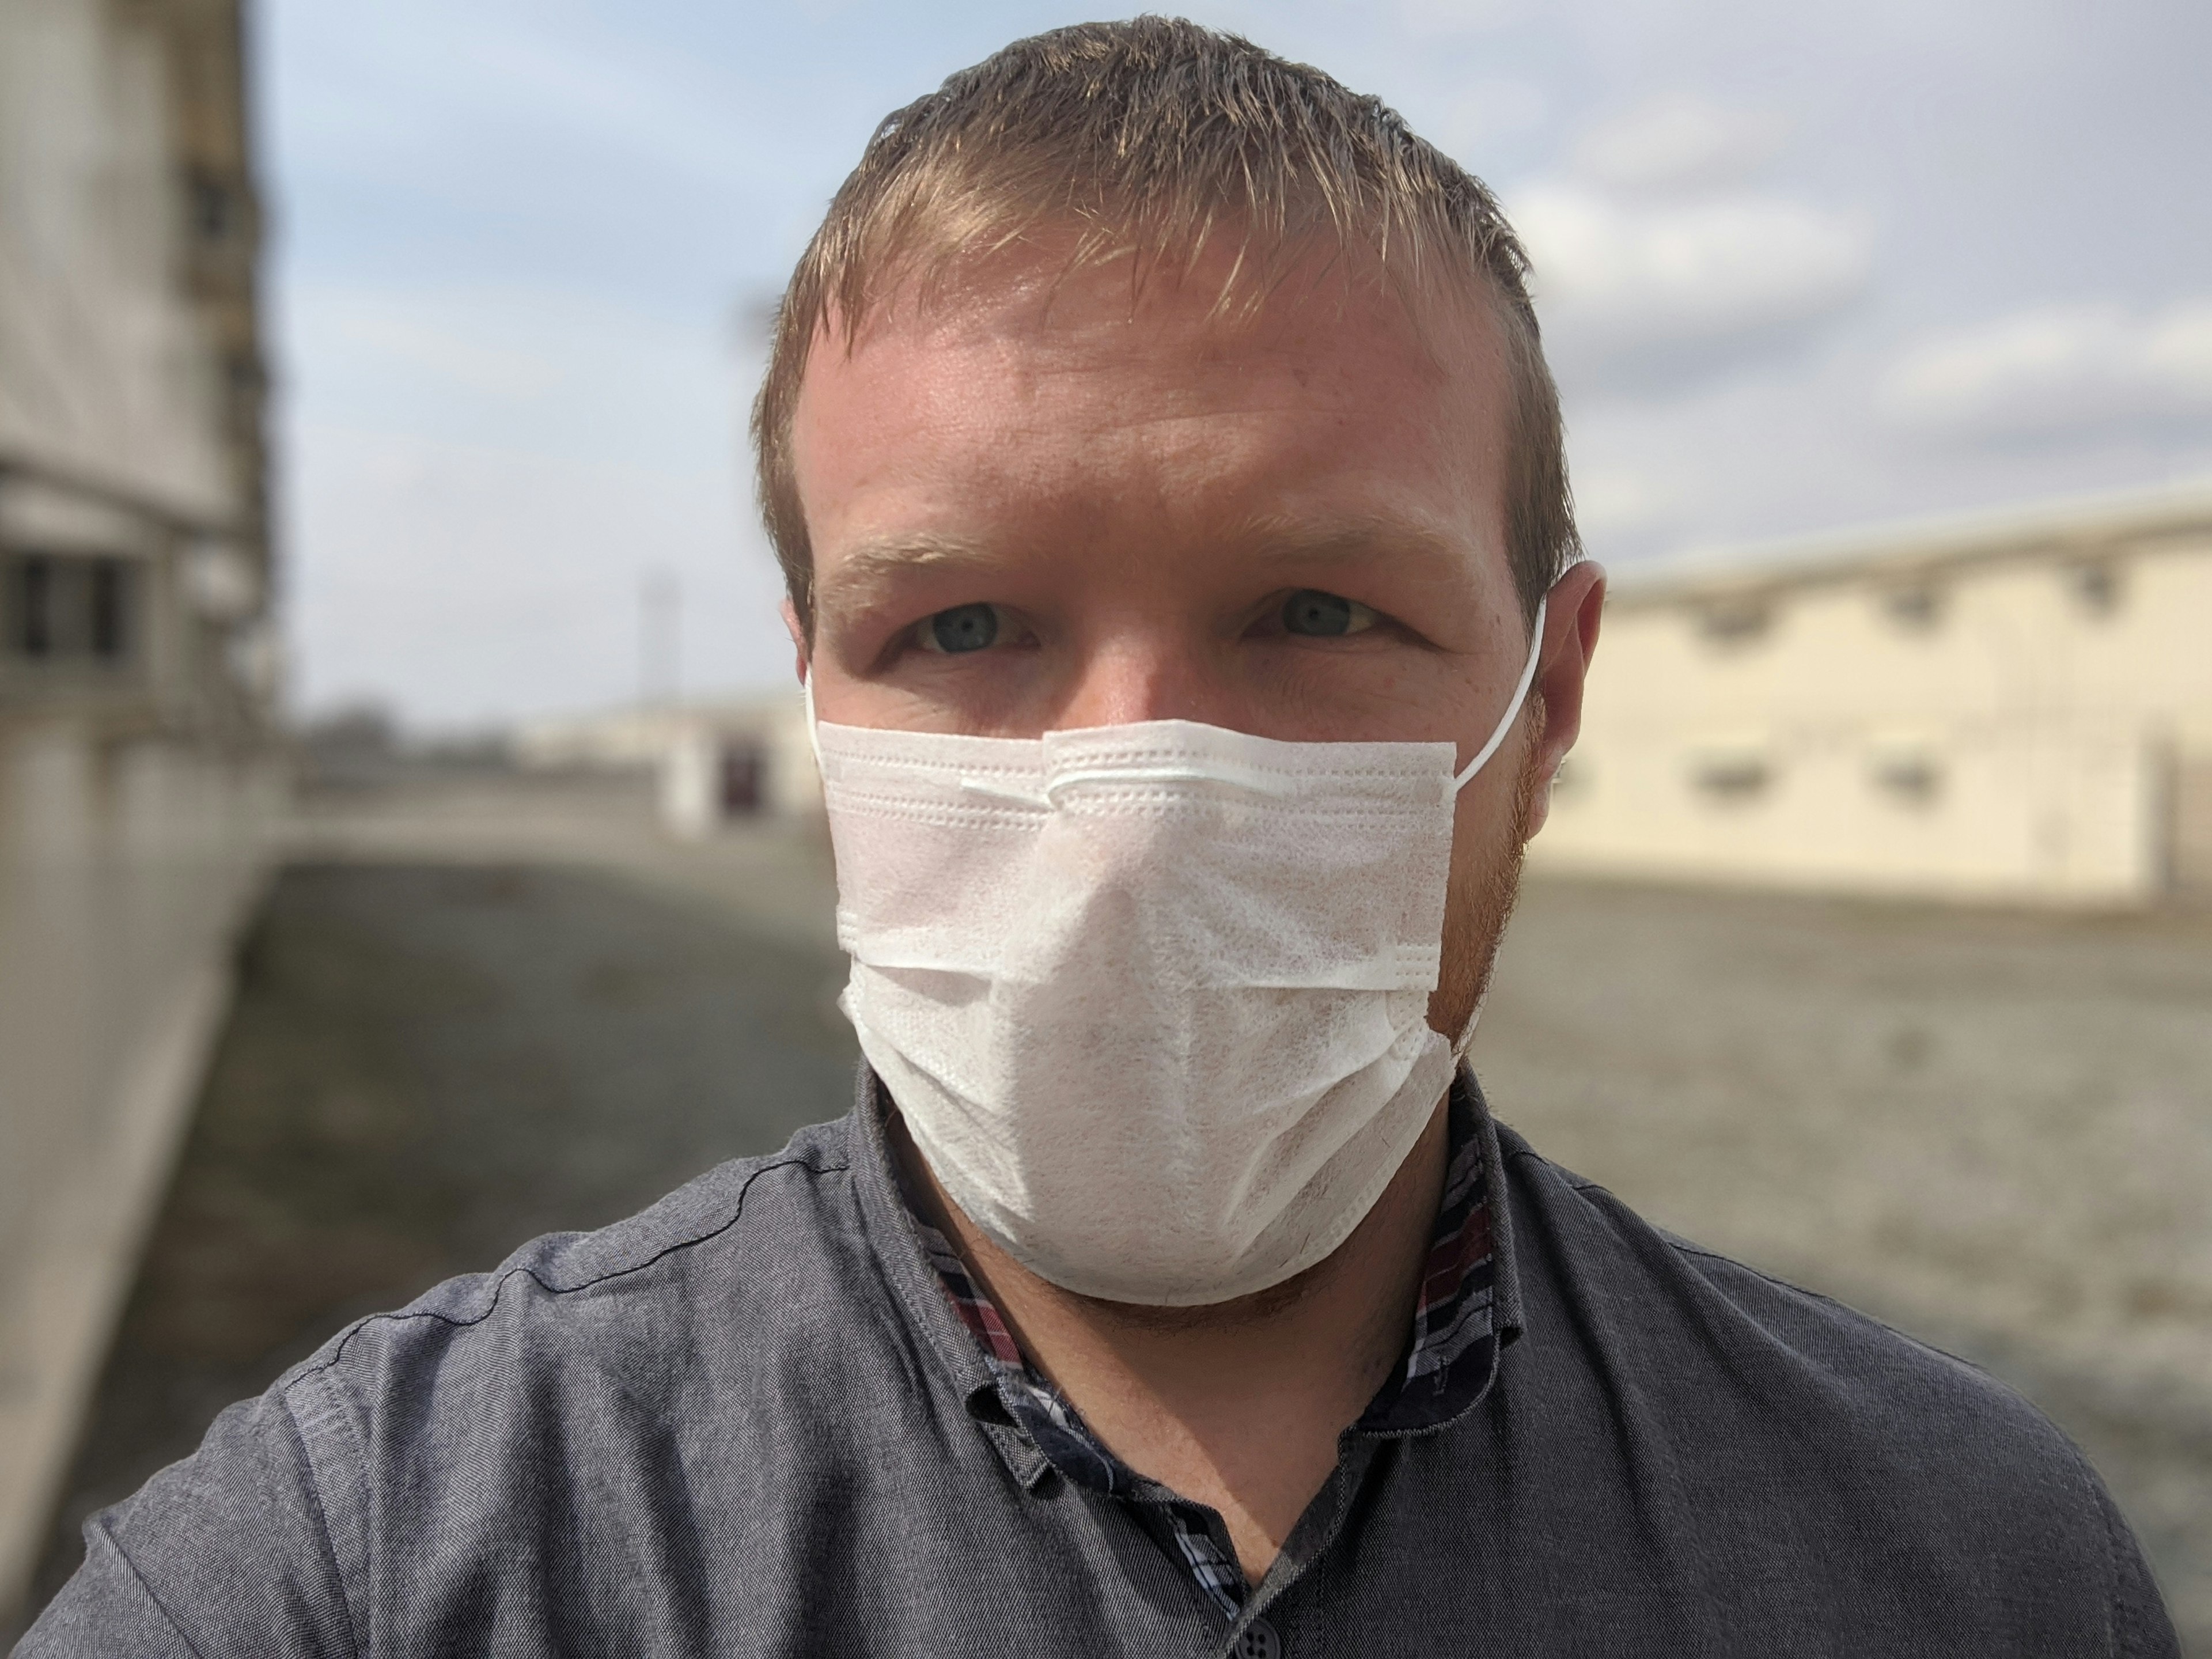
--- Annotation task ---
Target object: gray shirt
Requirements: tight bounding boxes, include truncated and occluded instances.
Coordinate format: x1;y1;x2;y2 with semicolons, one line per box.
22;1070;2177;1657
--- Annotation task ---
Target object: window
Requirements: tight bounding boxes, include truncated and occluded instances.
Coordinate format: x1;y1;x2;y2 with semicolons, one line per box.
1691;753;1772;803
2065;558;2123;618
1870;752;1943;808
6;552;138;665
1695;597;1772;646
188;171;234;242
1880;582;1945;632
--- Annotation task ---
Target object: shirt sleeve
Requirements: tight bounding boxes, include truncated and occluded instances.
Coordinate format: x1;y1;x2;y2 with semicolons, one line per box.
2098;1478;2182;1659
17;1388;358;1658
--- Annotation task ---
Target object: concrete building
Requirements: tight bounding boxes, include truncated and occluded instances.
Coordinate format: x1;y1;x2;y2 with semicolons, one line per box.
1533;486;2212;905
0;0;280;1620
514;694;819;838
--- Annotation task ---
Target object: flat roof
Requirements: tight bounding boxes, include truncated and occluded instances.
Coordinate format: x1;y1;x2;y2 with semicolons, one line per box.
1604;478;2212;610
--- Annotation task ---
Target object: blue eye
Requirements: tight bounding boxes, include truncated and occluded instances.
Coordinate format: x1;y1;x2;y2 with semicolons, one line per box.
923;603;999;653
1282;590;1376;637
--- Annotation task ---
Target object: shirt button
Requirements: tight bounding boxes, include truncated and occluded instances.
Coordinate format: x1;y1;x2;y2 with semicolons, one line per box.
1231;1618;1281;1659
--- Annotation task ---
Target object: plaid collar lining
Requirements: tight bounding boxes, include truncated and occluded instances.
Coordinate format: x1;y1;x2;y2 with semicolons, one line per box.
907;1078;1499;1615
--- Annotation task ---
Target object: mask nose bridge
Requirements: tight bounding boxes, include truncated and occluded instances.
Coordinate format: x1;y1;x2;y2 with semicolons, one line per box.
808;589;1545;802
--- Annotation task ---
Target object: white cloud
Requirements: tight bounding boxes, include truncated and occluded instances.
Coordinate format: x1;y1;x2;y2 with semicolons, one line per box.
1880;299;2212;440
1514;182;1872;391
1570;96;1787;193
1501;93;1870;396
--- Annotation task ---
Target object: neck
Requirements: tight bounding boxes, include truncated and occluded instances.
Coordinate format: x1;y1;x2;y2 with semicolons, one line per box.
892;1095;1452;1581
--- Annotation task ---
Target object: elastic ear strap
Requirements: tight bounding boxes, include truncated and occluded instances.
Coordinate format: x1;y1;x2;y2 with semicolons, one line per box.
1452;594;1548;794
802;670;825;772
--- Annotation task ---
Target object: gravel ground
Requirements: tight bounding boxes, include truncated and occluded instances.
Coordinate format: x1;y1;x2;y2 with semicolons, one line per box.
18;814;2211;1648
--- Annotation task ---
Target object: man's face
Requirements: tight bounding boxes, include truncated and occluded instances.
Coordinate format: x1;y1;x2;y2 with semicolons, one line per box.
789;242;1585;1036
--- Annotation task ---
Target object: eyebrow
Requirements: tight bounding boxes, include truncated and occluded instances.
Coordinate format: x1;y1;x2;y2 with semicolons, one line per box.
814;533;1017;623
1224;509;1478;570
814;509;1476;626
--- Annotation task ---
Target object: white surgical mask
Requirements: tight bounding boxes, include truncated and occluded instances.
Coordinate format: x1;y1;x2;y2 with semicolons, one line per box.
813;597;1545;1305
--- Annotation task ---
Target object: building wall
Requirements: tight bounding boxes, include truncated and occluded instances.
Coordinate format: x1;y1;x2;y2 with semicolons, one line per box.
517;693;821;834
1534;502;2212;904
0;0;278;1620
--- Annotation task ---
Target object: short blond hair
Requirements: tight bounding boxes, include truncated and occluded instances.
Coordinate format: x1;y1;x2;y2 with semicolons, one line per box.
753;16;1577;635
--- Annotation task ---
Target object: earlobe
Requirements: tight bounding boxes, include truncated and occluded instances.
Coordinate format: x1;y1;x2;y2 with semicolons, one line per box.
782;600;809;684
1524;766;1556;840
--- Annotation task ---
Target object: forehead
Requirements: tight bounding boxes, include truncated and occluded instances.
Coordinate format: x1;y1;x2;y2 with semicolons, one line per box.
788;239;1514;551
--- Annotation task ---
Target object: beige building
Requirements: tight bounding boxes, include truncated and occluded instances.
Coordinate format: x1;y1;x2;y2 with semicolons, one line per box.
1533;486;2212;905
0;0;279;1619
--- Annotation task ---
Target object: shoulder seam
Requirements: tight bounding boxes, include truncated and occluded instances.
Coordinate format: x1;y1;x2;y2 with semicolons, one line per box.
1664;1237;1911;1331
1537;1158;1876;1316
289;1152;850;1384
1665;1238;2057;1415
1503;1144;1602;1192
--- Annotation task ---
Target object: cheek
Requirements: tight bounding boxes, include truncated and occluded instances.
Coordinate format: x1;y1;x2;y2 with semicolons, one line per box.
1446;747;1533;906
1427;737;1541;1033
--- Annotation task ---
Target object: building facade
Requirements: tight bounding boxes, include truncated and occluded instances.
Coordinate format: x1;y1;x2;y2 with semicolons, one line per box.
514;694;819;838
1534;487;2212;905
0;0;280;1620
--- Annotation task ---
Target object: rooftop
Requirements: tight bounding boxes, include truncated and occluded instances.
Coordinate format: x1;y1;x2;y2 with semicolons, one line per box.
1605;479;2212;610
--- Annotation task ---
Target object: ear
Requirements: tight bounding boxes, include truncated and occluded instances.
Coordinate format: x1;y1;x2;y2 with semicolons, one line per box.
782;600;809;685
1521;560;1605;841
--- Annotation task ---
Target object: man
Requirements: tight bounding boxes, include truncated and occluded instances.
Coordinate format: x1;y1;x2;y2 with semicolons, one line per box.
24;20;2174;1658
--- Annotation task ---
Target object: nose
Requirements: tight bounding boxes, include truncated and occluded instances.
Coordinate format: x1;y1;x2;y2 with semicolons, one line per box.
1051;630;1221;732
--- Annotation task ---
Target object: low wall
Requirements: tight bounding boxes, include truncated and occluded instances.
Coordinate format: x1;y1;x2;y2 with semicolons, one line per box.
0;714;279;1623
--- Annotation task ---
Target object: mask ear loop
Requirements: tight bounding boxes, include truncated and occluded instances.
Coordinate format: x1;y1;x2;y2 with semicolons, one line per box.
1446;593;1549;1060
802;666;825;775
1450;593;1547;797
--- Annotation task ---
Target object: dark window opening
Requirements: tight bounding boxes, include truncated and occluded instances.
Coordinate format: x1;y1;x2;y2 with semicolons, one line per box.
1872;754;1944;808
1881;583;1946;632
90;561;126;657
18;556;53;656
1692;755;1774;802
1696;597;1773;646
718;743;764;815
190;173;233;241
6;552;136;666
2066;559;2123;618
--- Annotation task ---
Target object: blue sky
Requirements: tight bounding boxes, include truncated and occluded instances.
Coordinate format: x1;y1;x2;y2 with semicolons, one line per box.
260;0;2212;728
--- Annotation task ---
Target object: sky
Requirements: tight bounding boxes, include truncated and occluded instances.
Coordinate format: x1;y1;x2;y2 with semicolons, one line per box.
257;0;2212;730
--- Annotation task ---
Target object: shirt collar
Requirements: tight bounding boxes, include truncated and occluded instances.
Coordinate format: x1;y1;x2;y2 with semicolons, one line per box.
1353;1075;1510;1434
848;1064;1526;1487
845;1066;1056;1488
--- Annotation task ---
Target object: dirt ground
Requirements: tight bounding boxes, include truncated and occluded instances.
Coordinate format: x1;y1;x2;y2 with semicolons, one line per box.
18;799;2212;1646
21;857;858;1626
1474;877;2212;1647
